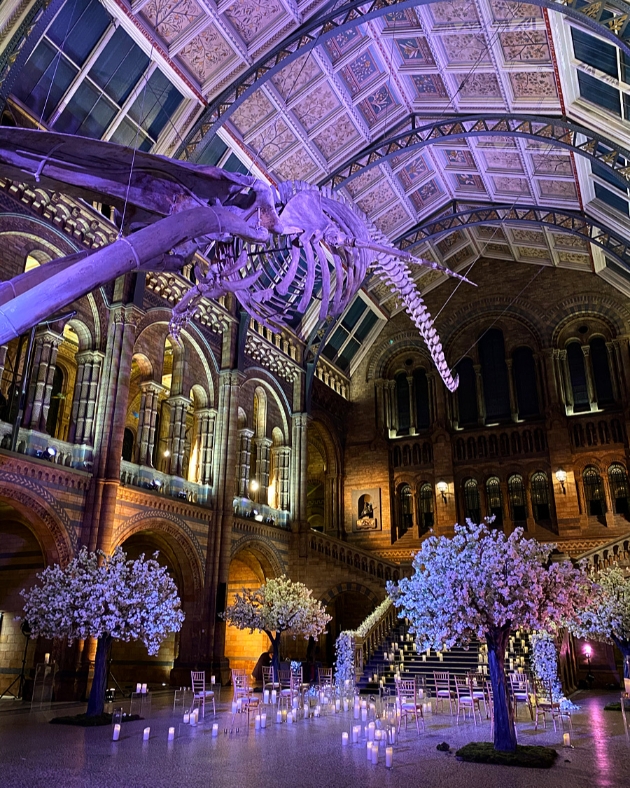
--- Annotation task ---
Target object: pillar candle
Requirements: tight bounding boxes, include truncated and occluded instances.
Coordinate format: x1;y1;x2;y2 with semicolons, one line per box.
352;725;361;743
389;726;397;744
183;712;190;724
44;653;50;665
335;699;341;712
304;703;309;718
211;675;216;685
314;705;321;718
276;710;282;723
212;723;219;736
386;746;393;768
563;733;571;747
271;690;277;704
292;709;297;722
367;722;375;741
343;699;349;712
231;702;237;715
366;742;373;760
141;684;147;694
143;727;150;741
255;715;261;730
371;742;379;764
112;724;121;741
168;727;175;741
287;712;293;725
136;683;142;693
190;710;198;727
293;696;299;709
422;654;426;662
281;709;287;722
264;690;270;704
342;732;349;746
361;708;367;722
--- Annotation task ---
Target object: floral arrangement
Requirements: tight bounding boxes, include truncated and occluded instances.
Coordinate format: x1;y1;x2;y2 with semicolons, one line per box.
334;598;394;685
530;631;579;710
290;660;301;672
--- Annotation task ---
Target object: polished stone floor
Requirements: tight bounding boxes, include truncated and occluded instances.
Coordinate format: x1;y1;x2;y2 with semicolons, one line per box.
0;690;628;788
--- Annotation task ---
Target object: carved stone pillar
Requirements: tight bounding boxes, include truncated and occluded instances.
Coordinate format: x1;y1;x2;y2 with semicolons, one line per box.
236;428;254;497
22;328;63;432
253;436;272;499
135;381;163;467
291;413;309;530
387;380;396;433
166;394;190;477
474;363;485;425
374;378;386;434
558;349;573;413
581;345;597;411
506;358;518;422
68;350;104;445
271;445;291;511
192;407;215;485
606;341;621;401
407;374;416;434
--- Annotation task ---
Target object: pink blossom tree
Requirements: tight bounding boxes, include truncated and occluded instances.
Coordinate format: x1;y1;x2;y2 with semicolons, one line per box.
388;520;590;752
21;547;185;716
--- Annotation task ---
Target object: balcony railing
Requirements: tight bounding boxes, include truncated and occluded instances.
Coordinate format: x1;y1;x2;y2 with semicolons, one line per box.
0;420;93;470
233;496;290;529
119;460;210;505
453;423;547;464
309;531;400;585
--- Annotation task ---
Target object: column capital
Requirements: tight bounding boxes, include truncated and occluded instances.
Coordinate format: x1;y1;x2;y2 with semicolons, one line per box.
167;394;191;407
140;380;166;395
76;349;105;365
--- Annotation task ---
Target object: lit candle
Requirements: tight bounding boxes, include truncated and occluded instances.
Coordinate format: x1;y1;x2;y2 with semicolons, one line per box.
264;690;270;704
271;690;277;705
141;683;147;694
563;733;571;747
287;712;293;725
112;723;121;741
371;742;379;764
342;732;349;746
136;683;142;694
292;709;297;722
143;727;150;741
509;659;514;670
361;708;367;722
255;714;261;729
281;709;287;723
183;712;190;724
422;654;426;662
368;722;375;741
389;726;397;744
168;727;175;741
276;710;282;724
211;675;216;684
231;702;237;715
44;653;50;665
314;705;321;718
343;699;349;712
352;725;361;743
438;653;443;662
303;703;309;718
335;699;341;712
366;742;373;760
212;723;219;736
190;710;198;727
386;746;393;768
374;729;382;741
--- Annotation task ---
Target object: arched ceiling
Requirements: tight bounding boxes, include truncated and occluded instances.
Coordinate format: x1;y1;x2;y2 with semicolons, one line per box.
2;0;630;377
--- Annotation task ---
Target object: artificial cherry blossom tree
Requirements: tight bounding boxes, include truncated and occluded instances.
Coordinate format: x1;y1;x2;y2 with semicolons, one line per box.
21;547;185;716
387;520;590;752
221;575;331;679
570;566;630;679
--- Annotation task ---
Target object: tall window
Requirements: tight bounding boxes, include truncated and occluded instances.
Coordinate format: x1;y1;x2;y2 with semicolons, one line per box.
463;478;481;523
508;474;527;523
456;358;478;426
396;373;410;435
413;368;430;431
419;483;434;536
567;343;590;412
513;346;539;417
486;476;503;528
590;338;614;405
583;466;607;516
479;329;510;421
608;463;630;515
531;472;551;524
399;484;413;536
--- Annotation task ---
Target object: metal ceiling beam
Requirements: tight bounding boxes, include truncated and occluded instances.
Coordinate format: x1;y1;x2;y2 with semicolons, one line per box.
319;113;630;192
176;0;630;162
395;201;630;270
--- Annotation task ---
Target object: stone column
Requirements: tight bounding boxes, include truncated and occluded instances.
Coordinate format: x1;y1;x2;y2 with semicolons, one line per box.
558;349;573;413
582;345;597;411
272;445;291;511
253;436;272;497
290;413;309;530
135;381;163;467
374;378;386;434
407;374;416;434
474;363;485;426
68;350;104;445
506;358;519;422
166;394;191;477
235;428;254;497
192;407;215;485
387;380;396;434
606;341;621;402
23;328;63;432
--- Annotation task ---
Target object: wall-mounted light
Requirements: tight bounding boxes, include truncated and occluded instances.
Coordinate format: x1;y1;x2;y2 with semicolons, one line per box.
250;479;260;492
555;469;567;494
436;480;448;504
163;449;171;458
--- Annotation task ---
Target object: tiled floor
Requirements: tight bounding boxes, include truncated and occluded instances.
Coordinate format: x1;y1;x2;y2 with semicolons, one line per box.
0;691;628;787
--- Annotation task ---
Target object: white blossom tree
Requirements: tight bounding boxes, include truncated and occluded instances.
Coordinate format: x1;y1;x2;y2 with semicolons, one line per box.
21;547;185;716
387;520;590;752
221;575;331;679
570;566;630;679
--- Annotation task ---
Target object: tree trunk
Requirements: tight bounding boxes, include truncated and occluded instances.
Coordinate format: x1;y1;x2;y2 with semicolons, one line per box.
487;625;517;752
86;635;112;717
265;630;281;682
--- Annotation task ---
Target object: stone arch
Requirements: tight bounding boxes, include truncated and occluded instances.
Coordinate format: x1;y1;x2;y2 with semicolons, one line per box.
230;535;286;578
549;294;630;345
367;331;432;381
0;473;76;566
242;371;291;441
319;582;381;607
113;512;205;593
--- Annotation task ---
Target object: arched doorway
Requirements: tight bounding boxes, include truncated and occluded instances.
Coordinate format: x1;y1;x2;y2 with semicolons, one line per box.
225;545;278;677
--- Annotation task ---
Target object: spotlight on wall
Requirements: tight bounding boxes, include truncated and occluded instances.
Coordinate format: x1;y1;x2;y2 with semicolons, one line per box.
250;479;260;492
436;480;448;504
163;449;171;458
555;469;567;494
45;446;57;460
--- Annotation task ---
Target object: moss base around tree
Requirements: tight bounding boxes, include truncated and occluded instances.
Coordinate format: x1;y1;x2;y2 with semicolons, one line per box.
455;742;559;769
50;713;142;727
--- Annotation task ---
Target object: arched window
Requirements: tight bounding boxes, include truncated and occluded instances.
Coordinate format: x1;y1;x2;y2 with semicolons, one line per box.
463;478;481;523
413;368;430;431
396;373;410;435
608;463;629;516
486;476;503;528
531;472;551;524
122;428;135;462
508;474;527;523
567;342;590;412
419;483;434;536
590;337;614;405
456;358;478;426
479;328;511;421
583;466;606;516
513;346;539;417
399;483;413;536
